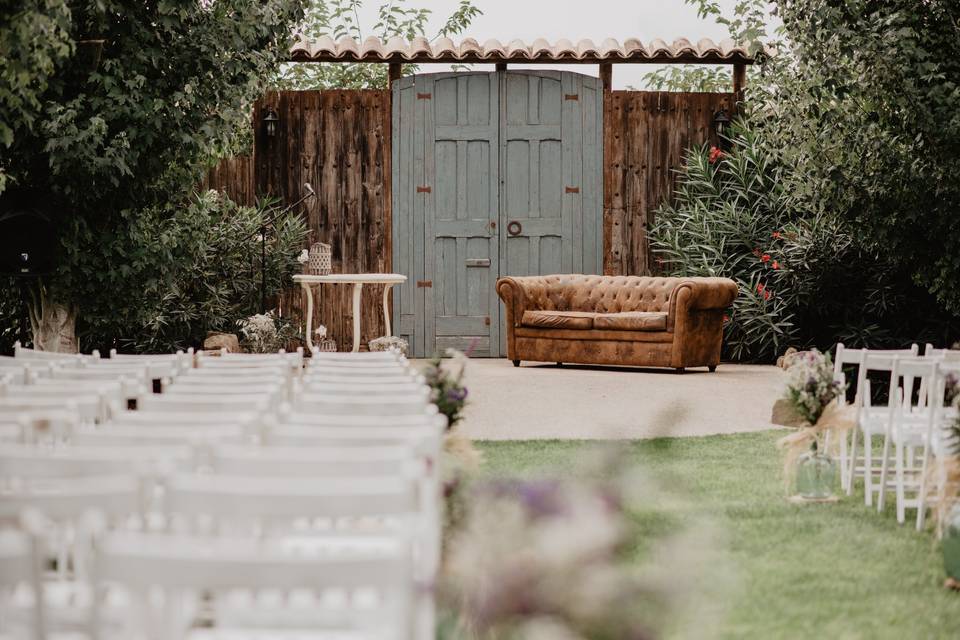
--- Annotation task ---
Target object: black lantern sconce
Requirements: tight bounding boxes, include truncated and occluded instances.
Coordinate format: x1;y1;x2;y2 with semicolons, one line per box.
263;107;279;137
713;109;731;147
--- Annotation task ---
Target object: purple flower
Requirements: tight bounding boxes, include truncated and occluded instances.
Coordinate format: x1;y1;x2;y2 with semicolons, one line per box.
446;387;468;403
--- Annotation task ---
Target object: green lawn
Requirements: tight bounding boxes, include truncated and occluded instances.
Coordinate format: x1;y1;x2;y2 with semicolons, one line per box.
477;432;960;639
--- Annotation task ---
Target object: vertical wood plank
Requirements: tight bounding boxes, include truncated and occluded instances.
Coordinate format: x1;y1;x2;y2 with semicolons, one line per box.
602;90;734;277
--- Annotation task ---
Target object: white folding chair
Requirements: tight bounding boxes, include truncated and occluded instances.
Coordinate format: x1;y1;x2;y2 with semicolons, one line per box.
310;349;402;362
14;342;90;364
0;412;81;446
293;393;431;417
0;444;194;480
875;358;939;525
86;527;414;640
276;408;442;429
106;410;259;431
41;368;148;407
916;362;960;533
3;381;128;420
0;396;104;426
208;444;417;478
837;345;919;503
0;527;45;640
73;426;247;448
138;394;276;414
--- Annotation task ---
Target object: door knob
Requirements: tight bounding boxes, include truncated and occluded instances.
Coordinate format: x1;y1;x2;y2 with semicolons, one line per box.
507;221;522;236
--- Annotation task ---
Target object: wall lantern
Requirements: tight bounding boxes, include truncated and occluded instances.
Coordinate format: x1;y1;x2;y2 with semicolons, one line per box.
263;107;279;137
713;109;731;140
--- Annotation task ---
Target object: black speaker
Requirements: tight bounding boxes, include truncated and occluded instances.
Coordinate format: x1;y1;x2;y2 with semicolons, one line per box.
0;189;59;277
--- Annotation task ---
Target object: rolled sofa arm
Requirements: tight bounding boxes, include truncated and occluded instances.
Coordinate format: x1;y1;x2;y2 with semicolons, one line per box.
496;277;532;328
667;277;738;330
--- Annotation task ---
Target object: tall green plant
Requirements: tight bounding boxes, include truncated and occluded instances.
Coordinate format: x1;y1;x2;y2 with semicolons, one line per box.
80;191;307;354
651;126;927;362
759;0;960;318
1;0;306;351
277;0;481;90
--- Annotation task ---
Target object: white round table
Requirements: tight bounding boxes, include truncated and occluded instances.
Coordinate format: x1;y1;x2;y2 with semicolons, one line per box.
293;273;407;352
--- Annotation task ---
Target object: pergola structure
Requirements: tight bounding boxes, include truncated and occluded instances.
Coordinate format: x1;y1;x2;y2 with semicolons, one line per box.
288;36;759;95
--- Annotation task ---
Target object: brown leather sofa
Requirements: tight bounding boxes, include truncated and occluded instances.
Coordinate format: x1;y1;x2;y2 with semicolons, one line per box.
496;275;738;372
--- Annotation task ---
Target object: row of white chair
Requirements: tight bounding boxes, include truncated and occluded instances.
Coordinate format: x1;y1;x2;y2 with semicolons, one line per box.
832;343;960;530
1;346;438;639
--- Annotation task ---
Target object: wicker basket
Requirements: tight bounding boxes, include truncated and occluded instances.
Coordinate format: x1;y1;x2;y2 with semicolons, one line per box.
307;242;332;275
314;338;337;352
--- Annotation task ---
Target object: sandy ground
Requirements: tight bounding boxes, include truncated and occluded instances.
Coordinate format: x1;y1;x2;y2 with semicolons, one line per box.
439;358;783;440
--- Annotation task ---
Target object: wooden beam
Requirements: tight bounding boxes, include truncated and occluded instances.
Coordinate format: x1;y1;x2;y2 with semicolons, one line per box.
733;63;746;101
599;62;612;92
388;63;402;86
495;62;507;72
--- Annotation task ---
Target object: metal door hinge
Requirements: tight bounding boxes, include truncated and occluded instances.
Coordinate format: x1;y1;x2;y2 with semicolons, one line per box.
484;316;491;326
564;94;579;101
565;186;580;193
416;185;431;193
416;93;432;100
416;280;432;288
465;258;491;267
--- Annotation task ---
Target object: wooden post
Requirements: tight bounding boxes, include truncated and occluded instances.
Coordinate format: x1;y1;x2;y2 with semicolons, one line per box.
495;62;507;72
388;62;402;87
599;62;612;92
732;63;746;102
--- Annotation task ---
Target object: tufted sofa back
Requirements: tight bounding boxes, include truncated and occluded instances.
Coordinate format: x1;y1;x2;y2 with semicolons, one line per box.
515;274;682;314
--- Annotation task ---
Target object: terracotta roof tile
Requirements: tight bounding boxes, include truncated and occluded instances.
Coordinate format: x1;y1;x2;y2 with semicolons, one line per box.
288;36;760;64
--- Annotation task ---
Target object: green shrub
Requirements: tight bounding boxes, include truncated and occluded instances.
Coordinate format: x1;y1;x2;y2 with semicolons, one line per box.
651;126;949;362
77;190;307;353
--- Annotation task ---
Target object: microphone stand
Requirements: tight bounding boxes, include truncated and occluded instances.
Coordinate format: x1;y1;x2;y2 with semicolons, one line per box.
253;185;316;314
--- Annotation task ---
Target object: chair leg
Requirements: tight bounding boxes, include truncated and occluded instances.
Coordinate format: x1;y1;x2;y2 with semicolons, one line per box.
846;429;859;497
708;365;717;372
838;430;849;493
865;434;875;507
916;448;932;532
877;437;890;513
512;360;520;368
895;441;906;524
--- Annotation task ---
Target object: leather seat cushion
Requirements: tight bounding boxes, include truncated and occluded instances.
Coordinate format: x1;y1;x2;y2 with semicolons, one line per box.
593;311;668;331
521;310;596;330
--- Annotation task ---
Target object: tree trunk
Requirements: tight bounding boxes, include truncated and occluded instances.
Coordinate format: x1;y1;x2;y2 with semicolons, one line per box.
27;284;78;353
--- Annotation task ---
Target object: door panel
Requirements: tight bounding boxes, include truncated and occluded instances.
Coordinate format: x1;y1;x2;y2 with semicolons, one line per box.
393;70;602;358
498;70;603;354
427;73;499;357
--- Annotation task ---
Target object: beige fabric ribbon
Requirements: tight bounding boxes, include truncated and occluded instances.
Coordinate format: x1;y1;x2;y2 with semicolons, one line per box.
776;402;857;492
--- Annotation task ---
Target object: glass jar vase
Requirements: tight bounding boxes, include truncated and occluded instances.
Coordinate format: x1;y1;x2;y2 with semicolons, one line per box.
795;441;837;500
943;502;960;581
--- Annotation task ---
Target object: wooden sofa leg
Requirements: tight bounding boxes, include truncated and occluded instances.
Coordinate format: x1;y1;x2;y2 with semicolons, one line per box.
512;360;521;368
556;362;563;367
709;365;717;372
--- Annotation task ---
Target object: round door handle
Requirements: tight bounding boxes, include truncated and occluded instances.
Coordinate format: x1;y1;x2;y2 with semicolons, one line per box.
507;221;522;236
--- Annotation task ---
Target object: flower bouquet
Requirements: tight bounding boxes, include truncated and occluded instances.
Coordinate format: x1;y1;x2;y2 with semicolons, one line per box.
775;349;852;500
237;312;295;353
423;348;469;431
440;448;722;639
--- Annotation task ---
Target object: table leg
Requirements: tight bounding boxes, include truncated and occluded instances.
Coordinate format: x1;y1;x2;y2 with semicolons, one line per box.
351;283;363;352
382;284;394;336
303;283;315;351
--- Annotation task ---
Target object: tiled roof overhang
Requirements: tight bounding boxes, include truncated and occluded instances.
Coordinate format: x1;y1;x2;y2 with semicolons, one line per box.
288;36;760;65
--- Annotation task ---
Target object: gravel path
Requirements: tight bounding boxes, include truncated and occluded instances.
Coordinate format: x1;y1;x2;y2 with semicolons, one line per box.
437;359;783;440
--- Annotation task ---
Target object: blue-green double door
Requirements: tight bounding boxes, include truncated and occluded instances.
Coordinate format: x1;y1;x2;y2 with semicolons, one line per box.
393;70;602;358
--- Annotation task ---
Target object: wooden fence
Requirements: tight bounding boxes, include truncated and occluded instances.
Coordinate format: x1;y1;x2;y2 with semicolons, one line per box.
603;91;733;275
205;86;731;350
207;89;391;351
